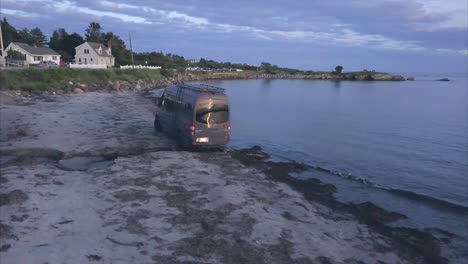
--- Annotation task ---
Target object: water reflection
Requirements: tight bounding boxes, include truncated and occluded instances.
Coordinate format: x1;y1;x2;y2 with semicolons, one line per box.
334;81;341;89
261;79;271;96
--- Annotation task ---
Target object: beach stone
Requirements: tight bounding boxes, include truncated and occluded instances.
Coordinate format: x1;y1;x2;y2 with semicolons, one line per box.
0;190;29;207
407;77;415;81
73;88;84;94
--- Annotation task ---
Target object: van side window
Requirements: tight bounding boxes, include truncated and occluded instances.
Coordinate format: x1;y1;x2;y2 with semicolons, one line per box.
163;97;176;112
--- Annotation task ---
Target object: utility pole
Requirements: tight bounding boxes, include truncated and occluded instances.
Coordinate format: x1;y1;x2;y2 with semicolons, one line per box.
0;18;5;67
129;33;134;68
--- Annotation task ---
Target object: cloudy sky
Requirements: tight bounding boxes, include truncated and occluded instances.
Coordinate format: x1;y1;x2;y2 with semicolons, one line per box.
2;0;467;72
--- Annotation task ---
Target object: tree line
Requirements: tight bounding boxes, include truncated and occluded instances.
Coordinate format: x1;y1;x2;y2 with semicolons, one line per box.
1;18;344;73
0;19;188;67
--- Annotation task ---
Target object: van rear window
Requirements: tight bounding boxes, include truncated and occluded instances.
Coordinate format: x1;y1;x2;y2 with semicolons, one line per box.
196;104;229;124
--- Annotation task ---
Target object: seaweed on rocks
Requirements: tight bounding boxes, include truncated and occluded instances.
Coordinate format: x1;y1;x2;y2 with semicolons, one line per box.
230;146;448;264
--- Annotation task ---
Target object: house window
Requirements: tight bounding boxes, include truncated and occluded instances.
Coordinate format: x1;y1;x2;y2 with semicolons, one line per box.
90;58;93;62
52;56;57;60
98;47;102;54
34;56;43;61
84;49;89;54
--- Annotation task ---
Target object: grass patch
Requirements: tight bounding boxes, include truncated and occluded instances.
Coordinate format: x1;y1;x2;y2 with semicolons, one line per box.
0;68;164;91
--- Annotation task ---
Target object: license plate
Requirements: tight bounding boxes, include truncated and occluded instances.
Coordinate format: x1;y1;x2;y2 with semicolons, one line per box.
196;137;209;143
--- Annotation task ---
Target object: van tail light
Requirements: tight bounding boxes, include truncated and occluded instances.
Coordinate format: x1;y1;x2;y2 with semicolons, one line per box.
190;123;195;137
227;122;231;136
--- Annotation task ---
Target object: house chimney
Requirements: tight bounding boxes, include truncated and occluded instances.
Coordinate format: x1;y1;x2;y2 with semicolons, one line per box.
107;40;112;53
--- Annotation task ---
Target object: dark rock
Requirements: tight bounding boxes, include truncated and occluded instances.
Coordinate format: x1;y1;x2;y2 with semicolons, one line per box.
113;189;153;202
86;255;102;261
0;223;12;238
407;77;415;81
350;201;407;223
0;148;64;167
11;214;29;222
438;78;450;81
58;220;74;225
0;190;29;207
0;244;11;252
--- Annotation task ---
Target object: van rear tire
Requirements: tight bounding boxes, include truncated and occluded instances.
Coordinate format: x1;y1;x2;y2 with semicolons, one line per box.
154;115;163;132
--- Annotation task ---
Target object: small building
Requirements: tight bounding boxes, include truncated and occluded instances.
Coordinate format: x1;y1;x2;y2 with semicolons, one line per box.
74;42;114;67
187;59;196;64
5;42;61;65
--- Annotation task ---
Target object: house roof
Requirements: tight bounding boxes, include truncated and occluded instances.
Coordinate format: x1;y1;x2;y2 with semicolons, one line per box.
86;42;114;58
11;42;60;56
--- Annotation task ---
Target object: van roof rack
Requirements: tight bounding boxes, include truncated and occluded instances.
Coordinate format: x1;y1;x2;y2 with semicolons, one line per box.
178;83;226;93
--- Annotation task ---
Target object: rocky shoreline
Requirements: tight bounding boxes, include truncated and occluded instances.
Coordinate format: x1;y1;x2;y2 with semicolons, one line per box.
3;71;407;97
1;90;461;263
231;146;449;264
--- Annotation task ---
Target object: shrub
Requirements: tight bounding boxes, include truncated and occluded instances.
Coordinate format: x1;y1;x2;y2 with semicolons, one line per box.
7;50;26;60
160;68;173;77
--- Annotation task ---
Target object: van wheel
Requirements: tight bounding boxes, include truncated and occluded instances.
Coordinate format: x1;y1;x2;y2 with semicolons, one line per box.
154;115;163;132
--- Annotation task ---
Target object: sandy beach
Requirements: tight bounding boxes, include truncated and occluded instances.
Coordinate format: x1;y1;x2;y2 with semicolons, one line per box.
0;90;449;263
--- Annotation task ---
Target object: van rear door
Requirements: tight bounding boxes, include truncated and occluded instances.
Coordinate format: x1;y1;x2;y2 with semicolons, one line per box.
193;100;229;146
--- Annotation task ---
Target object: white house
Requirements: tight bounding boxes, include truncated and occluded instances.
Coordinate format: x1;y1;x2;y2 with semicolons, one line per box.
74;42;114;67
5;42;61;65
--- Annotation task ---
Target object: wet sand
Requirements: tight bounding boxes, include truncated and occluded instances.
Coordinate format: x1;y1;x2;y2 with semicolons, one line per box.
0;90;449;263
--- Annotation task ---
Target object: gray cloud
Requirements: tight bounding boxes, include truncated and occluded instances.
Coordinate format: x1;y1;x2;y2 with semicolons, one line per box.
2;0;466;72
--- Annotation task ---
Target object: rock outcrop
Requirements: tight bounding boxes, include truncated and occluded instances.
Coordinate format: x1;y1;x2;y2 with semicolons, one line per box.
7;71;408;97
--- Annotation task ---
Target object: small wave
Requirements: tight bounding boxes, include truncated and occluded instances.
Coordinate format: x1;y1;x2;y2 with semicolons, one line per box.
308;164;468;213
386;188;468;213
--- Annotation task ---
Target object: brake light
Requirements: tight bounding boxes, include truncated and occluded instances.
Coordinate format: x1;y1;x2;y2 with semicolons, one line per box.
190;123;195;136
227;122;231;136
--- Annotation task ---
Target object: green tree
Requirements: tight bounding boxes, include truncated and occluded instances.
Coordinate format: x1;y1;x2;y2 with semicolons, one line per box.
101;32;130;66
260;62;277;74
30;27;47;47
335;65;343;74
0;18;20;47
17;28;33;44
198;58;207;68
85;22;102;42
49;30;60;50
49;28;68;51
61;33;85;61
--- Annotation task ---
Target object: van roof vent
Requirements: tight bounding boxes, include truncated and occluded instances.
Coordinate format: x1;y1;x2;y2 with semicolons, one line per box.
178;83;226;93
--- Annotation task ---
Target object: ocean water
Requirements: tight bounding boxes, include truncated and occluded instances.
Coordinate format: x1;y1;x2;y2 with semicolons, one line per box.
190;74;467;239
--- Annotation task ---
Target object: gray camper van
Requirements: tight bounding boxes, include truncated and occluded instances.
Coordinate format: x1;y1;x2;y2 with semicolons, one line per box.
154;83;230;148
